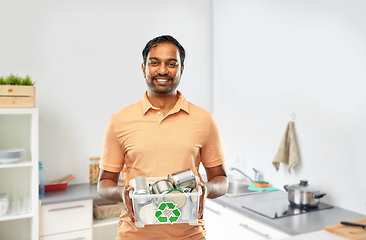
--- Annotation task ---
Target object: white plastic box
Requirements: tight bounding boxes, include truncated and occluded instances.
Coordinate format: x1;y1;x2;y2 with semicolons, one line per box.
130;176;202;228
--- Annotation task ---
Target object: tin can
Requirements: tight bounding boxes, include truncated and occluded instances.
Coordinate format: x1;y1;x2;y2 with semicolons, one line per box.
132;176;150;195
151;179;174;194
168;169;196;189
131;176;151;205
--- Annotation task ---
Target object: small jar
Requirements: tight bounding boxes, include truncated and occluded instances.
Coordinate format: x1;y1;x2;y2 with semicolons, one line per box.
89;157;100;184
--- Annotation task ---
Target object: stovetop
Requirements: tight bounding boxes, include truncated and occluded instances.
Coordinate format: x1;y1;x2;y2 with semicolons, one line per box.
242;198;333;219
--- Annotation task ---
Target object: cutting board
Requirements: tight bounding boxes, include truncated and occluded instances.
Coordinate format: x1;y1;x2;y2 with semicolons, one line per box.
325;218;366;240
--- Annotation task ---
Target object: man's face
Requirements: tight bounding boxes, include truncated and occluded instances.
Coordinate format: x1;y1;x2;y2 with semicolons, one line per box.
142;43;184;95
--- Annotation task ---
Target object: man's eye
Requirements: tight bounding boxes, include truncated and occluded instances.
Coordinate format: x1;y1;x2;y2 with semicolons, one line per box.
169;63;178;67
149;61;158;66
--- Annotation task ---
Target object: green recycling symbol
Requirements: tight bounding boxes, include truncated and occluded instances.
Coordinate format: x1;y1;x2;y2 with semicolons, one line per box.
154;202;181;224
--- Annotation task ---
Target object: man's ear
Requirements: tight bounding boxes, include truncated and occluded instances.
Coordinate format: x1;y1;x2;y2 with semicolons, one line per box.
181;65;184;75
141;63;146;78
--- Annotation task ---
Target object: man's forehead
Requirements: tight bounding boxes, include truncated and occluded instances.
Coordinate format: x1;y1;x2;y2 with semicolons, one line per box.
149;43;180;59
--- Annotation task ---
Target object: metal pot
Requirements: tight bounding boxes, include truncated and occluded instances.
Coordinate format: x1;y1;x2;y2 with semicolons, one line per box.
283;180;326;208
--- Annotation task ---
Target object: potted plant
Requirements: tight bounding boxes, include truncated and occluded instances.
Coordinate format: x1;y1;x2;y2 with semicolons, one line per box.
0;74;36;108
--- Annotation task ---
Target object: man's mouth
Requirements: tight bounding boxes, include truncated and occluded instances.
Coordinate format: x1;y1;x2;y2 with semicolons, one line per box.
154;78;171;83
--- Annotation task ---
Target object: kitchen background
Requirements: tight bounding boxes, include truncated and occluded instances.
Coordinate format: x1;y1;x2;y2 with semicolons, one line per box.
1;0;365;217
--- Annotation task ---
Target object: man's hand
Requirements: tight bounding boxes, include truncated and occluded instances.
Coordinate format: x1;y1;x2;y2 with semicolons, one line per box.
197;181;209;219
97;169;138;222
197;164;228;219
121;185;137;222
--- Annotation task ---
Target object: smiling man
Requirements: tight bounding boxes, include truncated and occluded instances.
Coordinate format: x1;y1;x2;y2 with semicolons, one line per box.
97;35;228;240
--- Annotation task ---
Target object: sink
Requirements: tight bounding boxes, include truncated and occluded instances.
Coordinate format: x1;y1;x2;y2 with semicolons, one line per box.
225;180;263;197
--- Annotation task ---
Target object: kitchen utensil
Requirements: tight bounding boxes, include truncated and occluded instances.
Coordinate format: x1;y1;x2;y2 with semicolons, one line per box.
49;174;75;184
168;168;196;189
284;180;326;207
325;218;366;240
341;221;366;229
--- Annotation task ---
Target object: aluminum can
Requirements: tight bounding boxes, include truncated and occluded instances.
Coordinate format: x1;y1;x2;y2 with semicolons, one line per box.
151;179;174;194
132;176;150;195
168;168;196;189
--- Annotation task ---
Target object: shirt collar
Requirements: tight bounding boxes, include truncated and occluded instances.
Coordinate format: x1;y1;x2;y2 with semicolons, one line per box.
141;90;189;115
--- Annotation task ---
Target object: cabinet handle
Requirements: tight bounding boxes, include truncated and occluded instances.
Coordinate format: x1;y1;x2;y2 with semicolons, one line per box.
66;238;85;240
205;206;221;215
239;223;271;239
48;205;85;212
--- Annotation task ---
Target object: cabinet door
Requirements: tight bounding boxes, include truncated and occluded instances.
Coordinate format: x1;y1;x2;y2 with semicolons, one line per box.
39;199;92;236
223;206;290;240
39;229;92;240
203;200;226;240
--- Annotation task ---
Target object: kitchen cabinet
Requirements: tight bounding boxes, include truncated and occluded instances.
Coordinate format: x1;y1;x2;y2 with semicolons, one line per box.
204;200;290;239
39;194;119;240
39;199;93;238
0;108;39;240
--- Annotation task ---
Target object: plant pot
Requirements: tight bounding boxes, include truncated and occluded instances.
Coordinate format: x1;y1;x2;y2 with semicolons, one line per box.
0;85;35;108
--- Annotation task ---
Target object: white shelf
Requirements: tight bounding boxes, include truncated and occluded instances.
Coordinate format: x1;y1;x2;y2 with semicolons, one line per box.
0;158;32;168
0;108;38;114
0;212;34;222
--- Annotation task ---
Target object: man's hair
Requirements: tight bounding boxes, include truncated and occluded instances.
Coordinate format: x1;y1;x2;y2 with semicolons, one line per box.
142;35;185;66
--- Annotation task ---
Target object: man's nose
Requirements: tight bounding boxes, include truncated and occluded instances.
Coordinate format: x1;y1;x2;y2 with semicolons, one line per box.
158;63;168;75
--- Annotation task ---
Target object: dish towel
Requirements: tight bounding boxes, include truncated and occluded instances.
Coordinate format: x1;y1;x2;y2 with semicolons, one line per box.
248;184;279;192
272;121;299;174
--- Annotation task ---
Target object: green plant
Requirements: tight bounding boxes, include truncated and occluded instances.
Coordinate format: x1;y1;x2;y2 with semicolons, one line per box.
0;74;35;86
21;75;34;86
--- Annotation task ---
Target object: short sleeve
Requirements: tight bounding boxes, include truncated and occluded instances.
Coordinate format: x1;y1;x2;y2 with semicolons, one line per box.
201;115;226;168
99;115;124;172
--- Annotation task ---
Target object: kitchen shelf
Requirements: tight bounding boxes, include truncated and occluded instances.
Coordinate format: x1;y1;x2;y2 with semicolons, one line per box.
0;212;34;222
0;108;39;240
0;158;32;169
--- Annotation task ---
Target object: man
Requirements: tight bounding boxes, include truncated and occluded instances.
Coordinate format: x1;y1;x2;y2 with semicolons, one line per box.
97;35;228;239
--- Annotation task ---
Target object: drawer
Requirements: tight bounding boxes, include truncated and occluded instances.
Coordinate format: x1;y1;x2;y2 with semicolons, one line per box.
224;207;290;239
39;199;92;236
39;229;92;240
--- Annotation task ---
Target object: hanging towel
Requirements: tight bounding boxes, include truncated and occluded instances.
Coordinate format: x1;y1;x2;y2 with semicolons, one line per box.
272;121;299;174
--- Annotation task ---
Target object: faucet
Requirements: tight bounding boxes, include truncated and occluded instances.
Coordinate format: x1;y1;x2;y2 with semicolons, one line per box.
230;167;255;183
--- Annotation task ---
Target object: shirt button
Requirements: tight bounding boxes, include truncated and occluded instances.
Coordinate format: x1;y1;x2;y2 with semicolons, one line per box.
157;111;161;115
161;121;164;124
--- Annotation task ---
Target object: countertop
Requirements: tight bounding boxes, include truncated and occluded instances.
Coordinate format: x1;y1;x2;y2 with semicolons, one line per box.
39;183;366;239
211;190;365;236
39;183;100;205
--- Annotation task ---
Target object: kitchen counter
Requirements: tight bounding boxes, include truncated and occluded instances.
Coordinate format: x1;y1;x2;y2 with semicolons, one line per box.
212;190;365;236
39;183;365;239
39;183;100;205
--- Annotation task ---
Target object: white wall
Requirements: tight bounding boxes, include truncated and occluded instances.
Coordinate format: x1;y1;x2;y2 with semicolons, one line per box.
213;0;366;214
0;0;213;184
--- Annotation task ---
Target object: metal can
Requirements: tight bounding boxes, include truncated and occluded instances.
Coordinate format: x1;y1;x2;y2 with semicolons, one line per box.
131;176;151;205
168;169;196;189
132;176;150;195
151;179;174;194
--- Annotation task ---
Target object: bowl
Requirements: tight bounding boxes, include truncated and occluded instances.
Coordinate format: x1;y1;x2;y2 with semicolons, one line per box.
0;148;25;164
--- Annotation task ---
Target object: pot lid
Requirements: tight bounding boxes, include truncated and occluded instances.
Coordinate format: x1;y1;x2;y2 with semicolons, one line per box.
288;180;320;192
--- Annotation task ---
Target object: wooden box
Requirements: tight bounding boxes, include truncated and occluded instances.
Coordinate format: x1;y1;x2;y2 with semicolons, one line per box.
0;85;35;108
